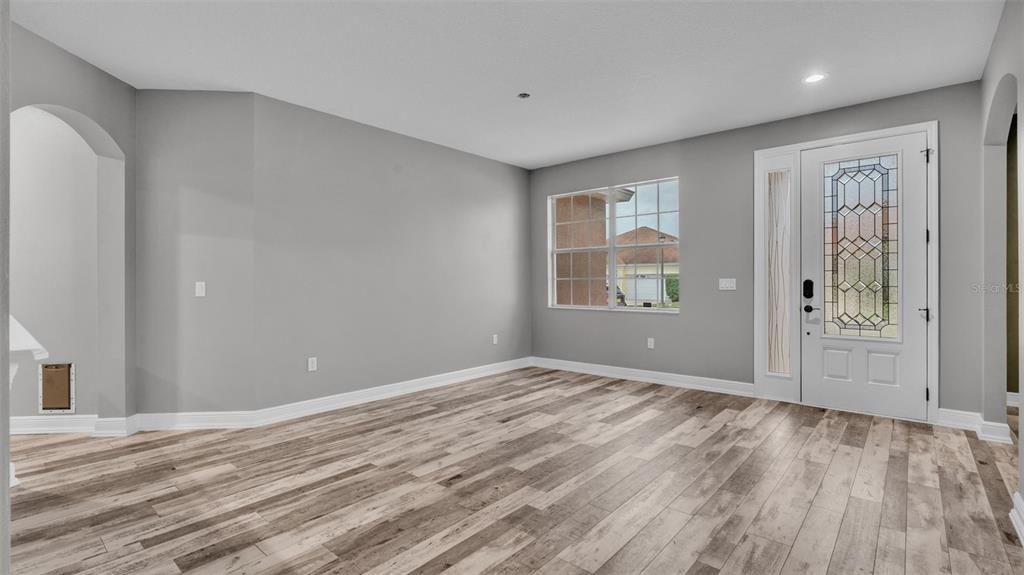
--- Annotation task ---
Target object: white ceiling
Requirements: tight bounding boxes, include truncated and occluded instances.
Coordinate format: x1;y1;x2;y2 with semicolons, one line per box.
12;0;1005;169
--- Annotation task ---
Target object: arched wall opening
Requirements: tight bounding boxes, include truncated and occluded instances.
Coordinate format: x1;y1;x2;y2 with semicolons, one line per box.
982;74;1020;434
10;104;127;425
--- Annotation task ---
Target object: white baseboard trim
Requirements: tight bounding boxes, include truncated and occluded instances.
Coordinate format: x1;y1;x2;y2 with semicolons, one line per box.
93;416;140;438
136;410;254;432
255;356;533;428
133;357;534;432
529;356;754;398
14;358;1012;447
935;408;1014;444
54;357;534;435
1009;392;1019;407
13;356;749;435
10;414;97;435
1012;492;1024;546
979;421;1015;444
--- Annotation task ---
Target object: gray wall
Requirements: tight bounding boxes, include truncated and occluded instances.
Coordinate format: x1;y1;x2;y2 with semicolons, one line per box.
10;24;136;417
134;91;531;413
531;82;983;412
979;0;1024;491
135;91;256;413
979;1;1023;426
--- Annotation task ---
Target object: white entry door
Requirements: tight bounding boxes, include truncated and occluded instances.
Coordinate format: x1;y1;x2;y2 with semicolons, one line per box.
800;133;929;420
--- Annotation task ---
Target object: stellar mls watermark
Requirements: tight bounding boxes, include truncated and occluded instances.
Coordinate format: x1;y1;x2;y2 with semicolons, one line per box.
972;282;1021;294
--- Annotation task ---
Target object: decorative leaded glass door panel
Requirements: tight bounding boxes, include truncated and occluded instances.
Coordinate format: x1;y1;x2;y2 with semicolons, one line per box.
800;134;929;420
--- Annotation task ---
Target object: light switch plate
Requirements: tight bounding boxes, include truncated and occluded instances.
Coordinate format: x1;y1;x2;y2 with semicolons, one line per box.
195;281;207;297
718;278;737;291
307;357;318;372
492;334;499;345
647;337;655;350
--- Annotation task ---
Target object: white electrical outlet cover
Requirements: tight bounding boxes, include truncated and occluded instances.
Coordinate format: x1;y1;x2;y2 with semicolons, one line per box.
195;281;206;297
718;278;737;291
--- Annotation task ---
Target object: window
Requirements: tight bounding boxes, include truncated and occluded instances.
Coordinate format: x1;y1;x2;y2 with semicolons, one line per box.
766;169;792;375
550;177;679;312
822;155;899;338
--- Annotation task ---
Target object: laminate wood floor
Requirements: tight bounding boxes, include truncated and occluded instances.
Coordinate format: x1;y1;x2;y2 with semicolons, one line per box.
10;368;1024;575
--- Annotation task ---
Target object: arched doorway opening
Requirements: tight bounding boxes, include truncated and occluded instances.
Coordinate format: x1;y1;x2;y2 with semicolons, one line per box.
982;73;1020;440
9;105;127;450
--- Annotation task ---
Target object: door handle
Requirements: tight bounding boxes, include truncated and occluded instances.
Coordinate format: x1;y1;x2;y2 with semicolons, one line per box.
804;305;821;313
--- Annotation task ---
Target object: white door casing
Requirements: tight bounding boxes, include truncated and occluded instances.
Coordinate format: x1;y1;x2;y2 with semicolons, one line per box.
753;122;938;422
800;134;929;420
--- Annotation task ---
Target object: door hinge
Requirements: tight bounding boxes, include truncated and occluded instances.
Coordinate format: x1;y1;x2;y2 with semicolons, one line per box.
918;307;931;321
926;388;930;402
921;148;934;163
926;229;930;243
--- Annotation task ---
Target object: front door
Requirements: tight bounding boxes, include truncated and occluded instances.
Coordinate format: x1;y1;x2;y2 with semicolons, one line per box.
800;133;930;420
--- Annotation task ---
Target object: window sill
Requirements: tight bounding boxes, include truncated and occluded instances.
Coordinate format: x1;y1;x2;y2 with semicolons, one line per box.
547;305;679;315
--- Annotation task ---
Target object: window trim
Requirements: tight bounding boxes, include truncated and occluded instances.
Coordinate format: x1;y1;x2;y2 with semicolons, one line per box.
547;177;680;313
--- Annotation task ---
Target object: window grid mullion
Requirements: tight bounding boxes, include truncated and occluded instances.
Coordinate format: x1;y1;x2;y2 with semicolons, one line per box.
549;178;677;312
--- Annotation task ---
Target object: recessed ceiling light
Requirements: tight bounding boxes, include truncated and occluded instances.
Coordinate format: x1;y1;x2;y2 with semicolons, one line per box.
517;92;531;99
804;73;828;84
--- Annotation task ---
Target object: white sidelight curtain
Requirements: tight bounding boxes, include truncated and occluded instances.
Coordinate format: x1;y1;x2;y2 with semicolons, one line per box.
767;170;791;375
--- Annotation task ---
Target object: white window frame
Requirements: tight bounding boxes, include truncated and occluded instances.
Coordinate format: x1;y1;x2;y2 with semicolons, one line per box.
547;177;680;314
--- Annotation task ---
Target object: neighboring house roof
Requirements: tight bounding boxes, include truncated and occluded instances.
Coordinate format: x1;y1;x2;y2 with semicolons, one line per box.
615;227;678;266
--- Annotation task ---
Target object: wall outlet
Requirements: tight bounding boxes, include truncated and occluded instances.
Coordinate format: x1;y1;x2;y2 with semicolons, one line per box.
718;278;737;291
307;357;318;372
194;281;207;297
492;334;499;345
647;337;655;350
